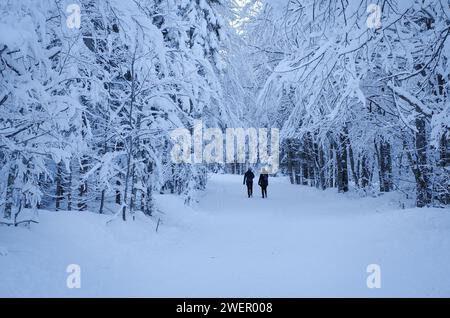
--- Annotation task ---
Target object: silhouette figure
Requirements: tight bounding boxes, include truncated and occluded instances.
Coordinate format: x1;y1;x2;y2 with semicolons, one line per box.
258;168;269;198
243;168;255;198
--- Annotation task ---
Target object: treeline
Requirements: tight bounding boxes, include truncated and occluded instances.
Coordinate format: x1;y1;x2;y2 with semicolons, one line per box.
243;0;450;207
0;0;232;222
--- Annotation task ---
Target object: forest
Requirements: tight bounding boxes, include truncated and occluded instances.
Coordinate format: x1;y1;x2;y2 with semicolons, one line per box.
1;0;449;225
1;0;450;298
244;0;450;208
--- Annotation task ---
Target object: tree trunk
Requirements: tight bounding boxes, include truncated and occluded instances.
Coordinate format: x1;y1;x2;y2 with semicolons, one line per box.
348;141;359;188
115;181;121;205
438;133;450;204
122;49;138;221
361;155;370;188
287;140;295;184
301;160;309;186
328;143;335;188
55;161;64;211
130;163;137;215
67;167;72;211
78;156;88;211
4;158;17;219
414;115;432;207
317;143;326;190
337;131;349;193
145;185;154;216
375;138;393;192
99;189;106;214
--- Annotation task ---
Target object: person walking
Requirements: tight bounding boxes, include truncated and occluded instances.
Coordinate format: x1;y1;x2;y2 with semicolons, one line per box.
258;168;269;198
243;168;255;198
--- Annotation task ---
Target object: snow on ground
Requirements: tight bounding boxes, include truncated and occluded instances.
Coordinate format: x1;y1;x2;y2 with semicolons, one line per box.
1;174;450;297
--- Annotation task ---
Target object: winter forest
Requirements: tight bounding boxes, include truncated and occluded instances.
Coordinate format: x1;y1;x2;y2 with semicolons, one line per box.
1;0;450;297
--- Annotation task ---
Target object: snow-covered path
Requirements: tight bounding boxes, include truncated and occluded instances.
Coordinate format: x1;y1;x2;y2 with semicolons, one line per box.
185;174;450;297
1;174;450;297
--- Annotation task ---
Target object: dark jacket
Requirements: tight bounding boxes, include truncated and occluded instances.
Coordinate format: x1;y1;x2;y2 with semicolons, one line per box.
258;174;269;187
243;170;255;184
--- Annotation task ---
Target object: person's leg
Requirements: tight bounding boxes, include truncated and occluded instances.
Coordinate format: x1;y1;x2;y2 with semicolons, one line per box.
247;183;251;197
261;186;264;198
264;186;267;198
249;182;253;197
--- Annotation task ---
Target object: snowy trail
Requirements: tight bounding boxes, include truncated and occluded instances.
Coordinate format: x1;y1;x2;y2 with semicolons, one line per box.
1;174;450;297
181;174;450;297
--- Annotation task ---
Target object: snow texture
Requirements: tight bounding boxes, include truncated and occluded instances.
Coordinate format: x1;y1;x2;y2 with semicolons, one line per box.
1;174;449;297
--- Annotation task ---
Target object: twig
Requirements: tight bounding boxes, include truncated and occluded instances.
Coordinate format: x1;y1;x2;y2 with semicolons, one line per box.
155;218;161;233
